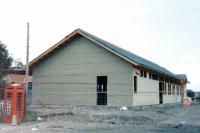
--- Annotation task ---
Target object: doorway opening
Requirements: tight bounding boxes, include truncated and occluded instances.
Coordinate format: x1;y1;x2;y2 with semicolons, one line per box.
159;82;163;104
97;76;107;105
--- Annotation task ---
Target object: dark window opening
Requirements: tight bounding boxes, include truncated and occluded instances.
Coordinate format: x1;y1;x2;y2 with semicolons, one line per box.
134;76;137;93
140;70;147;78
172;85;175;95
140;70;143;77
175;80;179;85
159;77;164;82
164;83;167;95
149;73;152;79
152;74;158;80
168;84;171;95
165;78;169;83
144;71;147;78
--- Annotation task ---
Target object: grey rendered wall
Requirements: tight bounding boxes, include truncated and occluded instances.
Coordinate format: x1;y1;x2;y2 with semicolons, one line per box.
133;68;159;106
32;36;133;106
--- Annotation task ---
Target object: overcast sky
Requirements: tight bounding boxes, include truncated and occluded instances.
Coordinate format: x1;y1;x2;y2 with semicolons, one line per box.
0;0;200;91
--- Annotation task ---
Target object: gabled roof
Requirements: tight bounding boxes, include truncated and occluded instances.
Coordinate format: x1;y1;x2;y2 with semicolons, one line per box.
176;74;187;81
30;28;182;80
176;74;189;83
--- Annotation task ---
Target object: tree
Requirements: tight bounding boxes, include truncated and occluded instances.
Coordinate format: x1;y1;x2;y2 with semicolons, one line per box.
0;41;13;87
13;58;23;68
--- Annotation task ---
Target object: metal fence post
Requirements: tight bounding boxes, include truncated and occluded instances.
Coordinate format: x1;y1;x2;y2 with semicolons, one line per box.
174;87;178;124
90;105;93;120
117;90;120;123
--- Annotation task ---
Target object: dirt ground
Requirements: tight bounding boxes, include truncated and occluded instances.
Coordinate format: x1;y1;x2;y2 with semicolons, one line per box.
0;104;200;133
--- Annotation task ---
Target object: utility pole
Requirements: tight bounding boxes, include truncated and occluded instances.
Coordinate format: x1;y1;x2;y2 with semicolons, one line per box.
25;22;30;111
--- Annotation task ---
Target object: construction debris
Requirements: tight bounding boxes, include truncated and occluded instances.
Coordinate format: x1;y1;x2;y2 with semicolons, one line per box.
37;117;43;121
120;106;128;111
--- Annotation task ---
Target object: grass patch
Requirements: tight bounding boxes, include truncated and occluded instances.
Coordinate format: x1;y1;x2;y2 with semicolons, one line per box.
24;111;38;122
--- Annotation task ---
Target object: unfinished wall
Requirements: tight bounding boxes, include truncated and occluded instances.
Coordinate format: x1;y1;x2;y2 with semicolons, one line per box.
132;69;182;106
163;95;181;104
163;84;182;104
132;69;159;106
32;36;133;106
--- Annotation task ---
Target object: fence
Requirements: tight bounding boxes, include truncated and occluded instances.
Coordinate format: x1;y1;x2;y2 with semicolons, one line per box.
0;90;199;132
29;91;181;106
27;91;200;124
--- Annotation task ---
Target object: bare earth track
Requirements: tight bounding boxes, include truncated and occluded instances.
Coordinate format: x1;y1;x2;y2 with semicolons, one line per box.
0;104;200;133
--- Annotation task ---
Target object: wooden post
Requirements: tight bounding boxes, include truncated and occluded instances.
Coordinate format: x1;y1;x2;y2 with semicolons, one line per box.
25;22;30;111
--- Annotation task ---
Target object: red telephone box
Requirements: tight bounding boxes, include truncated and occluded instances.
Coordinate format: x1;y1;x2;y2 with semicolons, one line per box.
2;84;25;124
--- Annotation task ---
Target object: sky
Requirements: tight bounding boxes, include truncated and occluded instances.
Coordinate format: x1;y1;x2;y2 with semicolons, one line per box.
0;0;200;91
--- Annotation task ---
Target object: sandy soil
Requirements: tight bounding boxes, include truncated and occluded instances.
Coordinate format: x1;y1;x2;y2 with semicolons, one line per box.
0;104;200;133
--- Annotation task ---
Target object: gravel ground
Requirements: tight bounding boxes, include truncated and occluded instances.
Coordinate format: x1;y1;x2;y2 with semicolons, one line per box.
0;104;200;133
